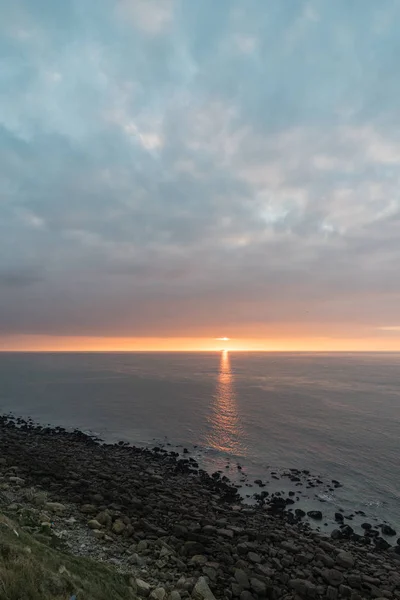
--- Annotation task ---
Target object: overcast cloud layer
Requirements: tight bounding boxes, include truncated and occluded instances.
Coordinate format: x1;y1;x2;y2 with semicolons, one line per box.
1;0;400;343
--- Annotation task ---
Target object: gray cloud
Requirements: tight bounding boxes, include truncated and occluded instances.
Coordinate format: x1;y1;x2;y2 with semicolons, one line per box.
1;0;400;343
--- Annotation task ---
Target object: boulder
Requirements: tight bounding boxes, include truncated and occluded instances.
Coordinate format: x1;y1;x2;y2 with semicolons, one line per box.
381;524;396;536
307;510;323;520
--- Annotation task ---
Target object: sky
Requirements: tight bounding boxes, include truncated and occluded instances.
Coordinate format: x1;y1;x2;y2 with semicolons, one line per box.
1;0;400;351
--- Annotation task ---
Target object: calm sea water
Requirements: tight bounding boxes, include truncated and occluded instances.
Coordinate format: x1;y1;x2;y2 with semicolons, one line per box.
0;351;399;533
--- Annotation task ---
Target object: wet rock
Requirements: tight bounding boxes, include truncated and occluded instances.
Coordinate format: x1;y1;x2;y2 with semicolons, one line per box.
307;510;323;520
375;537;391;550
335;512;344;522
381;525;397;536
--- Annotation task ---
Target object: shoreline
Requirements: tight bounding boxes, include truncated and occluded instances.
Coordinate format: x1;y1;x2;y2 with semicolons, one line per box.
1;413;400;599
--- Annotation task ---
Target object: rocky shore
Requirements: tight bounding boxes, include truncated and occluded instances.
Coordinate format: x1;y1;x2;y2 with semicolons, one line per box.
0;414;399;600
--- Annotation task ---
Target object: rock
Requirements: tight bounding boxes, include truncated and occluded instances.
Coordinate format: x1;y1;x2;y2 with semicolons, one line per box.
159;546;173;558
247;551;261;564
96;511;112;527
192;577;216;600
169;593;181;600
289;579;308;595
80;504;97;514
322;569;344;587
150;588;166;600
281;540;299;553
112;520;126;535
381;525;397;536
136;579;152;597
240;593;255;600
190;555;207;566
235;569;250;589
319;540;335;553
202;567;216;582
183;541;206;556
256;564;275;578
307;510;323;520
218;528;234;538
87;519;102;529
295;508;306;518
331;529;341;540
375;537;391;550
326;586;338;600
361;522;372;530
44;502;66;514
137;540;148;552
339;585;352;597
9;476;25;485
250;578;266;595
336;551;355;569
335;512;344;522
173;524;188;537
92;529;104;540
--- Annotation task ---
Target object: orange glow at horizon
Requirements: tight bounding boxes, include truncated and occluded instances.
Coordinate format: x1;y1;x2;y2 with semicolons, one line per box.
2;334;400;352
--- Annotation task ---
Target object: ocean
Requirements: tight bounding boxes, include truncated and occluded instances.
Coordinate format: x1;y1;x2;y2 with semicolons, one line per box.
0;351;399;535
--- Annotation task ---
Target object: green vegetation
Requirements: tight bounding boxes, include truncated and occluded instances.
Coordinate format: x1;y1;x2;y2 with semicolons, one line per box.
0;512;135;600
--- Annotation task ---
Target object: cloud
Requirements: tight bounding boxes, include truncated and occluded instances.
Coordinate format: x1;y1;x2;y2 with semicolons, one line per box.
1;0;400;342
117;0;174;34
0;267;44;287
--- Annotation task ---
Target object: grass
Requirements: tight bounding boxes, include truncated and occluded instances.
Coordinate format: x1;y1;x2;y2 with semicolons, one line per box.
0;512;136;600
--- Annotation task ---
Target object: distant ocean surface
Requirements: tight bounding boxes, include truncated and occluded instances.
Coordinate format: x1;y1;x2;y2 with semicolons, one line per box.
0;351;399;533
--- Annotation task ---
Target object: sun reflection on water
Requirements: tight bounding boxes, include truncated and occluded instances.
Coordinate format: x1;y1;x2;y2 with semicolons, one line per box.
206;350;244;455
